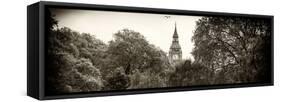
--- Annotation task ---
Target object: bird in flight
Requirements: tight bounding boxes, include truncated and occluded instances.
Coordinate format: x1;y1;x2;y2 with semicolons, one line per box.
164;16;171;19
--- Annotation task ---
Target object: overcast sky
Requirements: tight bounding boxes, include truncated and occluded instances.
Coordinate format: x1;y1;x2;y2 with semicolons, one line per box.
51;8;202;60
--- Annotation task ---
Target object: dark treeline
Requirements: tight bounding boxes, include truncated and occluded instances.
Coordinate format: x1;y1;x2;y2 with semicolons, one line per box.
46;10;271;95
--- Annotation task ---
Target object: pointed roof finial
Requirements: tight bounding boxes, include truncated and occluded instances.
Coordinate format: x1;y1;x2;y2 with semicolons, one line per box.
173;22;178;38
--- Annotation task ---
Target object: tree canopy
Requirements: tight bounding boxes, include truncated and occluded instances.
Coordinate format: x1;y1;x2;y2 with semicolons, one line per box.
192;16;271;83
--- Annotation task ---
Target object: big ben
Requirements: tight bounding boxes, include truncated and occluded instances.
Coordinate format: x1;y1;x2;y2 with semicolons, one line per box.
169;23;182;64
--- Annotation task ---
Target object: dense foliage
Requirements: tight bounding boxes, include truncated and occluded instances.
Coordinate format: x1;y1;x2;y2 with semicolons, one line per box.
46;27;106;94
46;27;173;94
192;17;271;84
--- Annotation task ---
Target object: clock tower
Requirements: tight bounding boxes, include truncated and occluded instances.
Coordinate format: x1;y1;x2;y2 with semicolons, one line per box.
169;23;182;64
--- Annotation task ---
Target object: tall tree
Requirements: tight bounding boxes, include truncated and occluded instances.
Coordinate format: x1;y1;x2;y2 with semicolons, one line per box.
46;26;106;94
192;16;271;83
104;29;172;89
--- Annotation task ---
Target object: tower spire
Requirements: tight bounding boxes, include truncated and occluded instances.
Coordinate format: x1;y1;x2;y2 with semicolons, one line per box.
173;22;178;38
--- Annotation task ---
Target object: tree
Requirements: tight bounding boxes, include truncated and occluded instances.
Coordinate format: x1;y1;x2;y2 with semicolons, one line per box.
192;16;271;83
169;60;213;87
46;8;58;31
104;29;172;89
46;26;107;94
105;67;130;90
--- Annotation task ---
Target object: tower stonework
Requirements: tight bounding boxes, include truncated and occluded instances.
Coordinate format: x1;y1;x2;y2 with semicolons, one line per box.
169;23;182;64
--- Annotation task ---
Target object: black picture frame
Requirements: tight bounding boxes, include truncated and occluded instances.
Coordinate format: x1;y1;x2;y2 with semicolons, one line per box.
27;1;274;100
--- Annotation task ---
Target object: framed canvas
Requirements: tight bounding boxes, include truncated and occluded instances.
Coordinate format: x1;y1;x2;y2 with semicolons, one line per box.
27;1;274;100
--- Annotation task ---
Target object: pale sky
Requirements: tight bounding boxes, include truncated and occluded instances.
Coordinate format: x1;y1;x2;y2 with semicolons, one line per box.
51;8;202;60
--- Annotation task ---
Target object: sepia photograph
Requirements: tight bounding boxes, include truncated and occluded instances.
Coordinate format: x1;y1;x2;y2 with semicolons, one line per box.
45;7;272;95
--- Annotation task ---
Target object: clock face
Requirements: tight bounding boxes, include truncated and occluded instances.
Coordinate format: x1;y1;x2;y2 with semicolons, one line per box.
173;55;178;60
